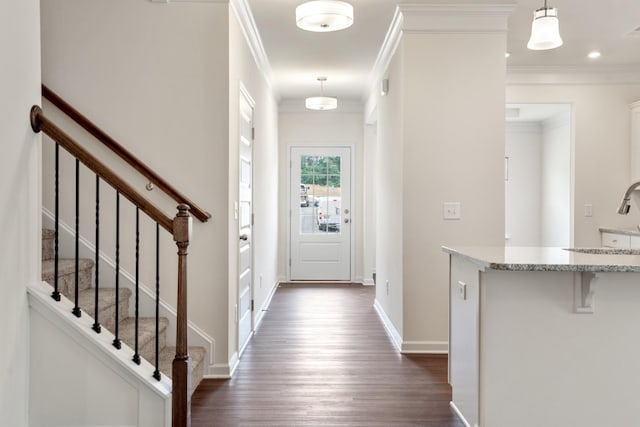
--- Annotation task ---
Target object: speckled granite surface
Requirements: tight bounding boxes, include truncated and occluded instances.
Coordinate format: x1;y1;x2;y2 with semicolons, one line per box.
442;246;640;272
599;227;640;236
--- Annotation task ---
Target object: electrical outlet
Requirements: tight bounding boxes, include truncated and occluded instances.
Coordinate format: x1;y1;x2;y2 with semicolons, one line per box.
443;202;461;220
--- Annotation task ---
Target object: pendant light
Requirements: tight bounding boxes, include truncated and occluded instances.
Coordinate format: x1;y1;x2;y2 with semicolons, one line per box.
305;77;337;111
296;1;354;33
527;0;563;50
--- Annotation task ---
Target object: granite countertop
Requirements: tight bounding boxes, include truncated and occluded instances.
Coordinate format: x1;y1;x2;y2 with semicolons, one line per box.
442;246;640;272
599;227;640;236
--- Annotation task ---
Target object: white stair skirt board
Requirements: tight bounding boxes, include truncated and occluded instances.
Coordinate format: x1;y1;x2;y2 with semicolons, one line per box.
28;281;171;427
42;209;218;377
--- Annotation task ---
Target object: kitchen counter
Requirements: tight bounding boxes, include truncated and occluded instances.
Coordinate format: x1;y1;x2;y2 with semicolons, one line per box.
445;246;640;427
442;245;640;272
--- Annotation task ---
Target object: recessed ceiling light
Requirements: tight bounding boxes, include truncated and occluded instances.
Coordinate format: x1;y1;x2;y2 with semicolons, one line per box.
505;52;511;58
588;51;601;59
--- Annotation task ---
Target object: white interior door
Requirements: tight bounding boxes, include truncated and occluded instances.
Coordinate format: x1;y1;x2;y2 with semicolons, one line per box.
290;146;351;280
238;89;254;353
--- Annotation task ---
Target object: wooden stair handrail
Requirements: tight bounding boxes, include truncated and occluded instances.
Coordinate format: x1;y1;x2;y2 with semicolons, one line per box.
41;85;211;223
31;105;174;233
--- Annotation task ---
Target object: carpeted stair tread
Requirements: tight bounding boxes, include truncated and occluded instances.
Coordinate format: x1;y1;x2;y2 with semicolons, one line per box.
78;287;132;317
118;317;170;362
42;258;94;293
42;229;55;260
42;258;94;278
77;288;132;334
159;346;207;393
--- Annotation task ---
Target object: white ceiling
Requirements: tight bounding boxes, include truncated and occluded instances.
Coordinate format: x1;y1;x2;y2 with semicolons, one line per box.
246;0;640;105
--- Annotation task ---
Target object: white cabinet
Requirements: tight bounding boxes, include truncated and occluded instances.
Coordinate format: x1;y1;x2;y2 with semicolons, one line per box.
601;231;640;248
602;231;631;248
630;101;640;182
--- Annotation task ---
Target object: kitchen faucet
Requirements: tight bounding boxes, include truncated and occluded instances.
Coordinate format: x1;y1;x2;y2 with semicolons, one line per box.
617;181;640;214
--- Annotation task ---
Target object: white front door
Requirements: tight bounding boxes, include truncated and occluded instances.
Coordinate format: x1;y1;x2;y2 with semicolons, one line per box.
290;146;351;280
238;88;254;353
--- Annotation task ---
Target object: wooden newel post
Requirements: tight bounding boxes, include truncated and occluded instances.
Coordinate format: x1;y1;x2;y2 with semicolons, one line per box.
172;204;192;427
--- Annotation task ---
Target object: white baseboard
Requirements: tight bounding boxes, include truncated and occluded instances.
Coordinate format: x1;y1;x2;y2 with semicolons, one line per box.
255;281;279;331
362;278;375;286
373;299;449;354
202;360;237;379
449;401;472;427
401;340;448;354
373;299;402;352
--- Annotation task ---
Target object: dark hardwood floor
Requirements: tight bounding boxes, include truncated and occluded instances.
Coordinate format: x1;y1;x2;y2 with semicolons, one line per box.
191;283;465;427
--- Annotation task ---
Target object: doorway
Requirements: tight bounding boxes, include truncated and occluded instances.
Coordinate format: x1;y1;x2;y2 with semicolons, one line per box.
505;103;573;247
289;146;352;280
238;87;254;354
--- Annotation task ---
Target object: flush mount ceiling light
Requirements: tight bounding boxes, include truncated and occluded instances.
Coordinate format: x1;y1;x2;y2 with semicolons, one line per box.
296;1;354;32
527;0;563;50
305;77;337;110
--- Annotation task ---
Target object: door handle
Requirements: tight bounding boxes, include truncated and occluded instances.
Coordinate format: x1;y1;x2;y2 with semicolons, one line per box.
344;219;350;224
240;234;249;241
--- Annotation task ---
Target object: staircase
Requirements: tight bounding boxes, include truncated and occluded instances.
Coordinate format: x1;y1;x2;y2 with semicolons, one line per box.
41;228;206;394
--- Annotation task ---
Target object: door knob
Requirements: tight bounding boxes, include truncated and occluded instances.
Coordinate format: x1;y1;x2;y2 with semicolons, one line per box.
240;234;248;241
344;219;350;224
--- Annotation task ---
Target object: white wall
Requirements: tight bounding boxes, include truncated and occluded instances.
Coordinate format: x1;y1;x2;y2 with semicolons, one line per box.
0;0;41;425
373;29;507;352
505;122;542;246
375;43;405;338
40;0;232;374
541;112;571;246
507;85;640;247
278;111;365;282
228;6;280;362
362;122;377;284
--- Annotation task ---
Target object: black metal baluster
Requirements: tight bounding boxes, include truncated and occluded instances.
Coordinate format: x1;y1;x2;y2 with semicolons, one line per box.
132;207;141;365
52;144;61;302
113;192;122;349
72;158;81;318
92;175;101;333
153;223;161;381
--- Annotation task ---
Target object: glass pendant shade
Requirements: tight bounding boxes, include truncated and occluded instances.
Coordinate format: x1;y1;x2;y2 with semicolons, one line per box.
527;7;563;50
305;96;337;110
305;77;337;110
296;1;354;32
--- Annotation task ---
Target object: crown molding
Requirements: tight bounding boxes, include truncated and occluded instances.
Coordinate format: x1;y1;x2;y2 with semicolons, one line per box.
229;0;278;98
366;6;403;104
398;3;515;33
507;65;640;85
367;3;515;104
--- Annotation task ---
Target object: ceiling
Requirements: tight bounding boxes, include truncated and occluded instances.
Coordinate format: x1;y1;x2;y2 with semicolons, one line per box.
246;0;640;106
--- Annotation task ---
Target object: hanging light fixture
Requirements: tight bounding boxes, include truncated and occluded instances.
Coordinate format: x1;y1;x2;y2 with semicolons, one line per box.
305;77;337;111
296;1;354;32
527;0;563;50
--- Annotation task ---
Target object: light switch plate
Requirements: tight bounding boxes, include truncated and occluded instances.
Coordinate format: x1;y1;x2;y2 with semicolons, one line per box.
443;202;461;220
584;204;593;217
